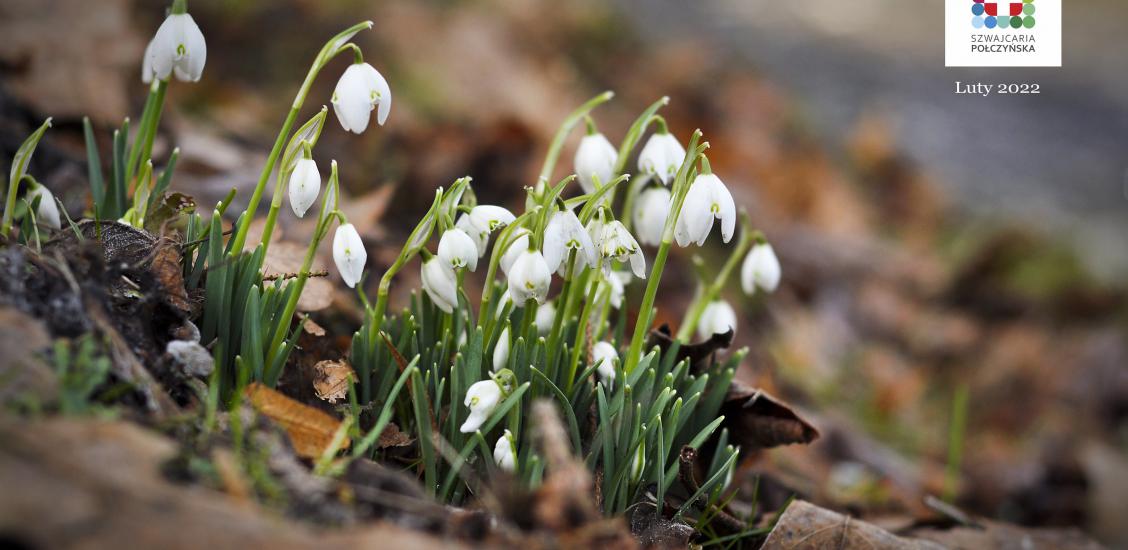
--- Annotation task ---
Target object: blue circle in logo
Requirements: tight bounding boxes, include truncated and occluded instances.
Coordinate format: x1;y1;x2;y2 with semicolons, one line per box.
972;3;985;15
972;15;985;28
985;16;998;28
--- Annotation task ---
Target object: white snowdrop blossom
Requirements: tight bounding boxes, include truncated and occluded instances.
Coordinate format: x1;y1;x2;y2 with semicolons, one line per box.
741;242;781;295
492;327;510;373
331;63;391;134
27;183;60;229
437;228;479;272
507;250;552;305
543;208;597;273
494;290;514;320
534;301;556;335
460;379;503;433
593;220;646;279
632;186;671;247
332;223;366;288
287;158;321;218
573;132;618;194
144;13;207;83
675;173;736;247
637;132;685;185
500;229;531;275
469;205;515;235
421;256;458;314
697;300;737;340
493;430;517;472
455;214;488;257
592;341;618;385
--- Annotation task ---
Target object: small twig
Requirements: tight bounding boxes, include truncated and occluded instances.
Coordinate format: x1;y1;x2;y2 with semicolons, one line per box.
262;269;329;281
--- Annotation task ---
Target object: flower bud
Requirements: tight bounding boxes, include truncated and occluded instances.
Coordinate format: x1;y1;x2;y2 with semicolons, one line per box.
437;228;479;272
332;62;391;134
143;13;207;83
697;300;737;340
27;183;60;229
741;242;781;295
461;379;502;433
492;327;511;373
543;208;596;274
500;229;531;275
332;223;366;288
493;429;517;472
534;301;556;335
421;256;458;313
287;158;321;218
632;186;671;247
592;220;646;279
592;341;618;386
574;132;618;194
630;441;646;483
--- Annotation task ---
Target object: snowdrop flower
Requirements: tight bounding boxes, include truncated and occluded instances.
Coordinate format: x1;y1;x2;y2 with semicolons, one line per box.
534;301;556;335
675;173;735;247
494;290;514;320
469;205;515;235
637;131;685;185
461;379;503;433
332;223;366;288
287;158;320;218
543;208;597;274
143;12;207;83
574;131;618;194
592;341;618;385
632;186;671;247
493;430;517;472
27;183;60;229
492;327;510;373
331;63;391;134
741;242;781;295
500;229;531;275
507;249;551;305
455;214;488;257
593;220;646;279
421;256;458;313
697;300;737;340
604;270;631;309
630;441;646;483
437;228;479;272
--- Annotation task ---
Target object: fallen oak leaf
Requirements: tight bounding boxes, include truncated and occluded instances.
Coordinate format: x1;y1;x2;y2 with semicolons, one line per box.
245;382;350;459
646;323;734;374
723;382;819;450
312;359;354;404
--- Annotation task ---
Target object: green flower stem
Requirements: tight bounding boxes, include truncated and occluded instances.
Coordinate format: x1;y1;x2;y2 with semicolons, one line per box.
676;212;754;341
535;91;614;196
126;80;169;187
565;276;604;394
624;131;706;374
171;0;187;14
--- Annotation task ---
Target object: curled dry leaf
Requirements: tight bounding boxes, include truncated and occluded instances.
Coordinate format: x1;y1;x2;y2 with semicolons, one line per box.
762;500;943;550
149;241;193;316
245;382;349;459
723;381;819;450
312;359;353;403
646;323;734;373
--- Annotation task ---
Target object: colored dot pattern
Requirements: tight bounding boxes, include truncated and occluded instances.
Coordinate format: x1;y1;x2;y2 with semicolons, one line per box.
972;0;1036;29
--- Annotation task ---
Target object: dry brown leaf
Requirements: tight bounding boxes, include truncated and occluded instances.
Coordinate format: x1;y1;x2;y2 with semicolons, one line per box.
762;500;942;550
150;241;193;316
244;382;349;459
313;360;354;404
723;382;819;451
303;317;326;336
377;422;414;449
259;241;333;312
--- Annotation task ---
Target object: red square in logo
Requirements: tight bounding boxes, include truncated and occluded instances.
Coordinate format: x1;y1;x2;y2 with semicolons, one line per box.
985;3;998;16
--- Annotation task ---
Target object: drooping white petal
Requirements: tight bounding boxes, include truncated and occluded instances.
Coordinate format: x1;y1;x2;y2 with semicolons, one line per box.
287;158;321;218
469;205;515;234
574;133;618;194
592;341;618;385
534;301;556;335
507;250;551;305
705;175;737;243
697;300;737;340
141;38;156;84
500;230;530;275
28;184;60;229
604;270;630;310
633;186;671;247
492;327;510;373
421;257;458;313
676;176;714;247
148;14;206;83
332;223;366;288
331;63;389;134
437;228;479;272
455;214;488;257
595;220;646;280
461;380;502;433
493;430;517;471
174;14;207;82
637;132;685;185
543;209;596;273
742;242;781;295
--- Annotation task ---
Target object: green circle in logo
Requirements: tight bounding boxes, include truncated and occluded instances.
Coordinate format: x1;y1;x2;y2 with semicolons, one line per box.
1023;16;1036;28
1023;4;1036;15
1010;16;1023;27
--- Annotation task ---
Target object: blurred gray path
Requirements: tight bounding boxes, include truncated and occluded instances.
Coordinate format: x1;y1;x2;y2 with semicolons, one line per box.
618;0;1128;277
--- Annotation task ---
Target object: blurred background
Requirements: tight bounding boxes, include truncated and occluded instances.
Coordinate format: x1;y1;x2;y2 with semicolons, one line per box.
2;0;1126;545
